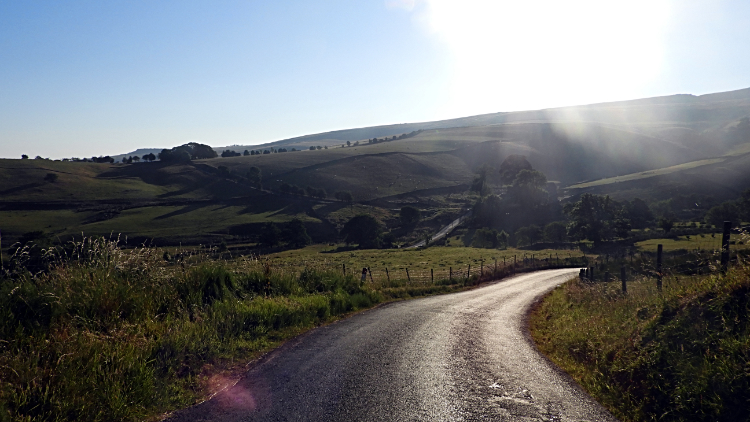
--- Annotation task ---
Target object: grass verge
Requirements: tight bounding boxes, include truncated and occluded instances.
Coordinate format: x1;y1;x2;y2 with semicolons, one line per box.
530;261;750;421
0;238;473;422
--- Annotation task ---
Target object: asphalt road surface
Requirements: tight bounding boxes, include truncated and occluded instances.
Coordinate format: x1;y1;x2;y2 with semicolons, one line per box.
167;269;619;422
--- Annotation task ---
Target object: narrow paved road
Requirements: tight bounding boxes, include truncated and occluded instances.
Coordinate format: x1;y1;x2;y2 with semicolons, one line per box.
167;269;618;422
406;211;471;249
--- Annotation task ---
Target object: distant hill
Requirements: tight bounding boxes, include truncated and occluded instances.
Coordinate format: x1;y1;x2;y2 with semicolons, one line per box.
112;87;750;157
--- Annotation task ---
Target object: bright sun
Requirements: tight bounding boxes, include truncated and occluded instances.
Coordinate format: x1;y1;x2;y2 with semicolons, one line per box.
422;0;672;116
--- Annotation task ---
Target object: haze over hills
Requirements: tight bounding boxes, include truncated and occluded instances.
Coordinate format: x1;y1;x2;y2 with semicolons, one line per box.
3;87;750;247
111;87;750;160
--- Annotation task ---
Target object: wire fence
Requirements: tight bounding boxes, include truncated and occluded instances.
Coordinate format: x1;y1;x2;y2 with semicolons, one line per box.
579;224;749;293
254;253;588;287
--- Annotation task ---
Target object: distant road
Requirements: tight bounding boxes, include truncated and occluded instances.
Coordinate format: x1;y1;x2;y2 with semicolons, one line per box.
166;269;618;422
406;210;471;249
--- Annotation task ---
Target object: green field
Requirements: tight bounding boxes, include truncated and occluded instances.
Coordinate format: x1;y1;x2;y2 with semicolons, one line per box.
568;157;726;189
635;234;750;252
265;244;586;283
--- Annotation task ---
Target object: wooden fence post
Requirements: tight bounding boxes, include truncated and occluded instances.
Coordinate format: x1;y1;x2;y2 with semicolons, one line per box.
406;268;411;282
450;266;452;281
721;220;731;273
386;267;390;283
343;263;346;276
657;244;663;292
467;265;471;280
368;267;374;282
431;268;433;283
481;260;484;277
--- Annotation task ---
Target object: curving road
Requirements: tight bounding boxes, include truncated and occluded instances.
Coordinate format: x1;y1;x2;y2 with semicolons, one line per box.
166;269;618;422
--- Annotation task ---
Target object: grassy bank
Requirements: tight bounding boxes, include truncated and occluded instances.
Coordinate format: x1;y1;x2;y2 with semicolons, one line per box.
530;260;750;421
0;239;471;422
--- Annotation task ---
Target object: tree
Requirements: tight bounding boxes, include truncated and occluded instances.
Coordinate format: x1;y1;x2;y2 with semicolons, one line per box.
43;173;58;183
221;150;241;158
508;169;548;208
470;167;491;196
515;225;542;247
186;143;218;159
309;146;316;151
613;217;632;238
283;219;311;248
259;222;281;247
564;194;618;244
21;154;28;159
472;194;504;228
659;216;675;234
340;215;382;248
243;150;250;156
543;222;568;243
346;141;351;147
247;166;262;188
499;154;533;185
399;206;421;227
497;230;509;249
335;191;353;203
624;198;654;229
142;153;156;162
472;227;499;248
705;202;741;228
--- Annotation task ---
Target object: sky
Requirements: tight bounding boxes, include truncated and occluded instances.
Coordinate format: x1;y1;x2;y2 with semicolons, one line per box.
1;0;749;159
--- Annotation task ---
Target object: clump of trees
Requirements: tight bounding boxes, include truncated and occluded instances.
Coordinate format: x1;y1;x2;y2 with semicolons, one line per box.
472;228;509;249
499;154;533;185
334;191;353;203
279;183;326;199
366;130;422;145
399;206;421;228
258;219;311;249
340;215;385;249
159;142;218;162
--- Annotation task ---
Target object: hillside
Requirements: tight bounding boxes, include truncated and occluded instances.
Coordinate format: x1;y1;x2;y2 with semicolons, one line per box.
2;87;750;248
113;87;750;157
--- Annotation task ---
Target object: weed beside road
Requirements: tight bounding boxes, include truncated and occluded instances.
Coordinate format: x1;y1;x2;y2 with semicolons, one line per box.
530;260;750;421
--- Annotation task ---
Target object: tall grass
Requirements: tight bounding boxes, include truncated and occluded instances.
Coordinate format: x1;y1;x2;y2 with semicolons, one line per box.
530;258;750;421
0;238;465;421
